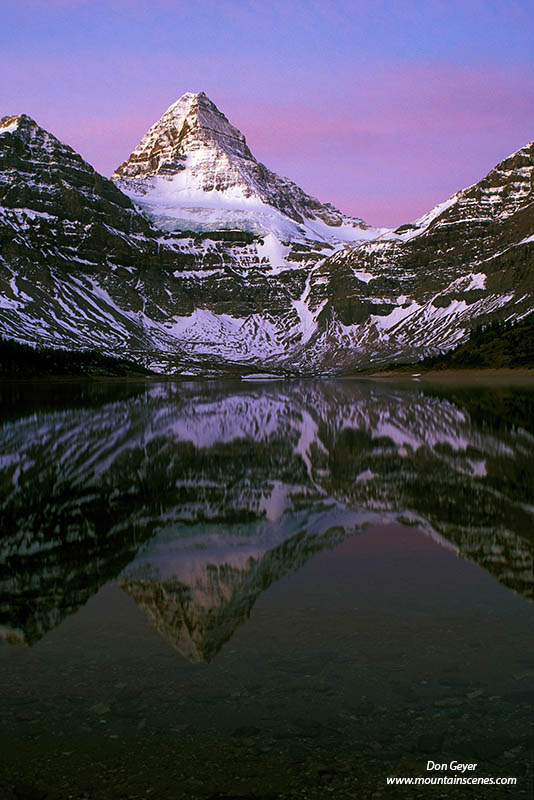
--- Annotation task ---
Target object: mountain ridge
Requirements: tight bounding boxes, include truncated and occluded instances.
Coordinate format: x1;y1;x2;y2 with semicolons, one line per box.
0;98;532;374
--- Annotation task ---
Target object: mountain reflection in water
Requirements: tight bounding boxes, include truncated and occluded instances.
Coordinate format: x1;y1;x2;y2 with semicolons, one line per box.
0;380;532;660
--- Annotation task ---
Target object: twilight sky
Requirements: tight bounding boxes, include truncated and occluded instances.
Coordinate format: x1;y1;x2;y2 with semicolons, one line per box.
2;0;533;227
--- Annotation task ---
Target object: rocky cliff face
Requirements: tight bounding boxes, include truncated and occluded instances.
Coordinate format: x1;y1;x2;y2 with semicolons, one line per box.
0;104;532;372
1;382;532;653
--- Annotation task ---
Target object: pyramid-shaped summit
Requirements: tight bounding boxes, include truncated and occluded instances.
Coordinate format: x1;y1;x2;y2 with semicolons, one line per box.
112;91;370;239
113;91;254;181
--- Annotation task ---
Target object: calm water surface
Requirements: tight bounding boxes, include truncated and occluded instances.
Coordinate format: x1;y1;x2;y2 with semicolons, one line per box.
0;379;533;800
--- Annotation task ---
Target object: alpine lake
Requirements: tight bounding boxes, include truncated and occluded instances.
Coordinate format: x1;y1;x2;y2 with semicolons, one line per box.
0;377;533;800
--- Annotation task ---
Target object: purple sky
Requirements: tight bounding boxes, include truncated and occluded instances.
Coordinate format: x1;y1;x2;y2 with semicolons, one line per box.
2;0;534;227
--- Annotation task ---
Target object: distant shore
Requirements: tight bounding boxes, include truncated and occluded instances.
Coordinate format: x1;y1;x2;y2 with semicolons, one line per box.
361;367;534;384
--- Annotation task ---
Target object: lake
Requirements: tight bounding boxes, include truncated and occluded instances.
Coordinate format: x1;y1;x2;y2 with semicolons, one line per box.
0;378;533;799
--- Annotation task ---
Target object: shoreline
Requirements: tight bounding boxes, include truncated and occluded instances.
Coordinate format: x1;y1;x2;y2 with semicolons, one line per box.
1;367;534;385
358;367;534;384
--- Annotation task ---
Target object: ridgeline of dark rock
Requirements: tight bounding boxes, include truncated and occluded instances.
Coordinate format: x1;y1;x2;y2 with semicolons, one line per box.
307;141;534;371
0;114;156;262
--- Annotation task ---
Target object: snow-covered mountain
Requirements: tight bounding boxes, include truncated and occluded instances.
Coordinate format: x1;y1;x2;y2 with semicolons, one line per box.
0;112;293;368
112;91;380;252
0;103;532;372
1;382;532;651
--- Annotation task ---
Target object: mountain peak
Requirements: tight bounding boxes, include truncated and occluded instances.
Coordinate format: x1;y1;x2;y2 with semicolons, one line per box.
164;90;223;121
0;115;21;134
0;113;76;163
112;91;252;183
168;90;209;106
0;111;151;255
0;113;39;136
0;113;100;174
403;137;534;238
111;93;369;238
0;114;77;155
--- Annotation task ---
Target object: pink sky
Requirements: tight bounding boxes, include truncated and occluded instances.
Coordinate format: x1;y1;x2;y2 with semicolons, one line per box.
2;0;533;227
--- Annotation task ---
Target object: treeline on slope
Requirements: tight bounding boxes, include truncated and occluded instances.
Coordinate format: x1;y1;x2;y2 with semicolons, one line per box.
0;336;153;378
420;316;534;370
